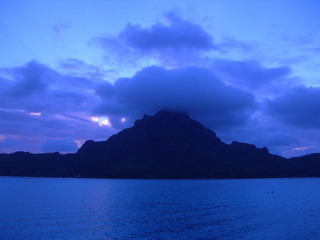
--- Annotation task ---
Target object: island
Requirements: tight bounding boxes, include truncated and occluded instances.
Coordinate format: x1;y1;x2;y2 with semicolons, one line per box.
0;110;319;178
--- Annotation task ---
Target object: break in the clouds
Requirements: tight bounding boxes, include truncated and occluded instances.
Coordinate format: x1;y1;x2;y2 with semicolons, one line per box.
95;66;255;129
93;13;216;66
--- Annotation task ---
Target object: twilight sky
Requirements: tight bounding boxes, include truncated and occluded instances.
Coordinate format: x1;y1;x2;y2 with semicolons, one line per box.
1;0;320;157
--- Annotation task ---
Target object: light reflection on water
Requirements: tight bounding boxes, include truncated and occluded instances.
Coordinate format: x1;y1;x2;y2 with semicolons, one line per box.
0;177;320;240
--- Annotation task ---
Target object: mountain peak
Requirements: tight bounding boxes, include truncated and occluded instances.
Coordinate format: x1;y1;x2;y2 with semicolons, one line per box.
4;110;318;179
154;109;190;119
134;110;190;127
128;110;221;145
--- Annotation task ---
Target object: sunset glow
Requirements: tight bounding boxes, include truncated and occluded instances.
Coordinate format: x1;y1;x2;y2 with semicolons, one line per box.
29;112;42;116
91;117;112;127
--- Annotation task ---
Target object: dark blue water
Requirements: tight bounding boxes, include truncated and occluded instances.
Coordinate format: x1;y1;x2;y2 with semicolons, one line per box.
0;177;320;240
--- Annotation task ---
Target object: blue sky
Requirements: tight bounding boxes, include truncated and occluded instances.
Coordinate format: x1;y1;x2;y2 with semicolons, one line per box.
1;0;320;157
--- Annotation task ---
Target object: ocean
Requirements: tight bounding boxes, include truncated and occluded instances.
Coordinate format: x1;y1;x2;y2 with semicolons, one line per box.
0;177;319;239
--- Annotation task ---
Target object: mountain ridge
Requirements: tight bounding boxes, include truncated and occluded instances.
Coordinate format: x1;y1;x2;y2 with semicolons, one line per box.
0;110;319;178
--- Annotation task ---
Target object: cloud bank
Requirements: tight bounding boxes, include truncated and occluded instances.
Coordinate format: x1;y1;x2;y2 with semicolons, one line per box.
95;66;255;129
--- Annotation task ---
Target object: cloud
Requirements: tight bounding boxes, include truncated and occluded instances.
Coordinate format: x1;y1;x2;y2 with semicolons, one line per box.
214;37;253;54
41;138;78;153
52;22;70;40
92;13;215;66
0;60;100;114
213;59;291;89
57;58;107;79
95;66;255;129
0;60;118;153
118;13;214;52
0;107;117;153
9;60;56;97
267;86;320;128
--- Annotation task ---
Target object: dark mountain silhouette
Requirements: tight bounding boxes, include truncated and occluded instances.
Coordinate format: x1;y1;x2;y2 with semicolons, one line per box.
0;110;319;178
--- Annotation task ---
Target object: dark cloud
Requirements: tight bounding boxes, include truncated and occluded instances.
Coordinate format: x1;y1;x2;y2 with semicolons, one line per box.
41;138;78;153
0;60;99;114
118;14;214;52
267;86;320;128
213;59;291;89
9;60;56;97
95;81;114;98
95;66;255;129
92;14;215;66
0;60;118;153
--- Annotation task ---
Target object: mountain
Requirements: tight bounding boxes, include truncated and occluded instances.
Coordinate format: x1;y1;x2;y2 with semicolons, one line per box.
0;110;319;178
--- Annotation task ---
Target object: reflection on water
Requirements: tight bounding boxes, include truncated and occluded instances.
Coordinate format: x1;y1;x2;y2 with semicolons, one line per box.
0;177;320;239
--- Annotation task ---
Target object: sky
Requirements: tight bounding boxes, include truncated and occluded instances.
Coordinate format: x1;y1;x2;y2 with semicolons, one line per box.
1;0;320;157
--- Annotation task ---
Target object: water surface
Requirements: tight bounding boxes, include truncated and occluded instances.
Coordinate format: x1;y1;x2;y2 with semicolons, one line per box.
0;177;320;239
